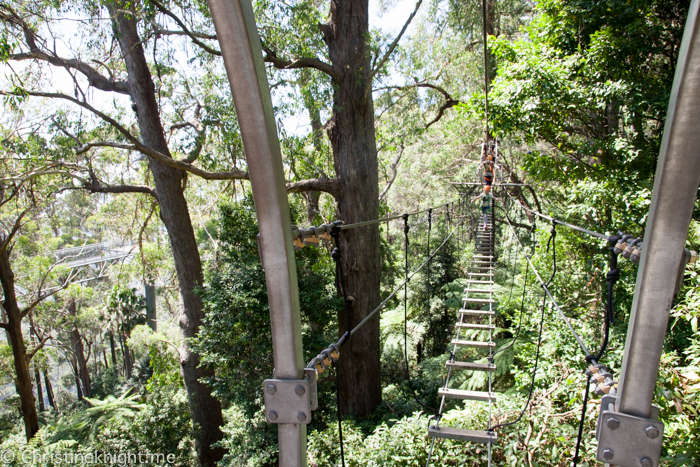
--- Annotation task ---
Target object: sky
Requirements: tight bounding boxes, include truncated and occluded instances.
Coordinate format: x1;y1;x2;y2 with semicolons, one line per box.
281;0;422;135
1;1;424;140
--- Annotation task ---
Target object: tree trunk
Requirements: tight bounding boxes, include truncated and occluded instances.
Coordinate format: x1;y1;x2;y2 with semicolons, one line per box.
322;0;382;416
34;365;45;412
145;282;157;331
44;369;56;411
102;335;109;369
0;247;39;440
74;364;83;401
119;332;132;378
109;330;117;367
107;3;224;464
68;301;91;397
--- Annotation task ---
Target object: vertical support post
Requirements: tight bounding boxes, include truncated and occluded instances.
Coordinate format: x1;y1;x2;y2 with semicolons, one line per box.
597;2;700;466
615;0;700;418
205;1;306;465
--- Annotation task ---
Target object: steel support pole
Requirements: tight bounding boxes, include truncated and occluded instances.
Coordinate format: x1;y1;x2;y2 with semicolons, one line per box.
615;0;700;419
206;1;306;465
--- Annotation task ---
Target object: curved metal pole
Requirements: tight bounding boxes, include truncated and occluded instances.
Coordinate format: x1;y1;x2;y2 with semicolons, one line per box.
206;1;306;465
615;0;700;419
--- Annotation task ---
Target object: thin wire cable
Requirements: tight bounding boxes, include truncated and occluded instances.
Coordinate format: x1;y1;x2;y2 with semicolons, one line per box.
503;189;609;240
488;290;549;433
492;260;530;359
335;372;346;467
481;0;490;140
339;201;454;231
403;214;438;414
307;214;469;368
501;206;593;358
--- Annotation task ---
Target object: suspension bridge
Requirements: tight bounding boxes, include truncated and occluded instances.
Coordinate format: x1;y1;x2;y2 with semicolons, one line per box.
202;0;700;466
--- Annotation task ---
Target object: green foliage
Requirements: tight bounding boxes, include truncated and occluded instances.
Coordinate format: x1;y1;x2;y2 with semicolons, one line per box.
193;194;342;464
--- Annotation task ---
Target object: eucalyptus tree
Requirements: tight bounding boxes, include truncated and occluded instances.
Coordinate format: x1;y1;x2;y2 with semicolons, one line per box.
0;129;78;440
160;0;426;415
0;1;249;462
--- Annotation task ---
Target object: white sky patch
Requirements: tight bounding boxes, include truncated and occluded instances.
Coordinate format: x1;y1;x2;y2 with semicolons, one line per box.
369;0;421;36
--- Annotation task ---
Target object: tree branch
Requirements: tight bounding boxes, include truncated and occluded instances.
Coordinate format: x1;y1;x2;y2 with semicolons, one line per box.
76;141;137;154
367;0;424;97
149;0;221;56
83;175;159;201
1;6;129;94
285;177;339;197
262;45;341;83
0;90;250;181
27;333;51;361
379;145;404;202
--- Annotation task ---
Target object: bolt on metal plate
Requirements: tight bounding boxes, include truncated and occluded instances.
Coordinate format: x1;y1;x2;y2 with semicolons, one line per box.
263;379;311;425
596;411;663;467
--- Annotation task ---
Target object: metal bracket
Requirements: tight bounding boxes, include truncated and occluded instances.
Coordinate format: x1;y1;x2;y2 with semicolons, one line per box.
304;368;318;411
263;379;311;425
596;395;663;467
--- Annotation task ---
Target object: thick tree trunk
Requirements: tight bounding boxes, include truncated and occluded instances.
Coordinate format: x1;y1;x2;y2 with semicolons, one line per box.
107;3;224;464
68;301;91;397
322;0;382;416
0;247;39;440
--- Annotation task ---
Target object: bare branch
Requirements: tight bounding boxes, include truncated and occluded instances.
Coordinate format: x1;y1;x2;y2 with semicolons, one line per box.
285;177;339;197
1;6;129;94
76;141;137;154
367;0;424;97
379;145;404;202
262;45;341;83
151;25;217;40
149;0;221;56
27;333;51;361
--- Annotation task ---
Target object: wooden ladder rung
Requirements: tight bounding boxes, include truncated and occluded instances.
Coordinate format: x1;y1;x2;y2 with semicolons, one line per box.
456;323;495;330
438;388;497;401
451;339;495;348
463;297;496;304
464;289;495;294
459;308;495;316
446;360;496;372
428;425;498;443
